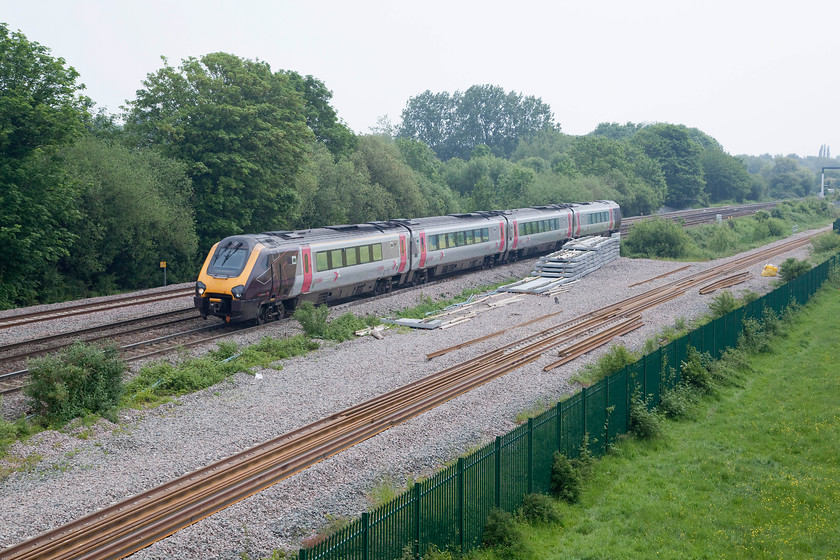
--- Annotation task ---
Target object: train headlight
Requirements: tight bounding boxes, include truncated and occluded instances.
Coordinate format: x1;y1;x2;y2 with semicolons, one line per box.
196;281;206;297
231;285;246;300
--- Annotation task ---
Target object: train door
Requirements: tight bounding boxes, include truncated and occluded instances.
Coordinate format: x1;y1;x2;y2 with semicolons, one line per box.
511;219;519;250
276;251;297;298
398;234;407;272
418;232;427;268
498;220;506;253
301;245;313;294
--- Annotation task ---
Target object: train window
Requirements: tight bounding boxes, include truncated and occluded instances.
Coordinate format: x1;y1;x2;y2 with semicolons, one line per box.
372;243;382;261
330;249;343;268
316;251;328;271
345;247;358;267
481;228;489;242
428;235;439;251
304;254;310;274
447;233;456;248
465;230;474;245
400;238;406;255
290;255;297;265
359;246;371;264
456;231;465;246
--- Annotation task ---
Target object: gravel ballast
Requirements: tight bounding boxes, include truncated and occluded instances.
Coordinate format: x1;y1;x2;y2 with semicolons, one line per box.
0;231;824;559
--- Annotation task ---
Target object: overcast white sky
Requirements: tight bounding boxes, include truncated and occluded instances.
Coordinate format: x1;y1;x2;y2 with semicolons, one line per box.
5;0;839;157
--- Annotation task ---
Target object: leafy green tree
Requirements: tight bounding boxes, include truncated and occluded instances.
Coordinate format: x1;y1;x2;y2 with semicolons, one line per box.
567;136;666;215
399;85;555;160
763;157;815;198
701;148;752;202
124;53;314;251
282;70;356;158
351;135;428;219
60;136;198;293
0;24;90;306
589;121;644;141
633;124;707;208
511;128;574;165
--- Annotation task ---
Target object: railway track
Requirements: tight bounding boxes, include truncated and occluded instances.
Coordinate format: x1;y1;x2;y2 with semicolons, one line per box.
0;318;251;395
0;286;195;330
619;201;780;235
0;233;818;560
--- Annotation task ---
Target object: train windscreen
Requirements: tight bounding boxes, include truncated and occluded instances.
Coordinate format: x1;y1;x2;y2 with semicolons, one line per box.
207;240;250;278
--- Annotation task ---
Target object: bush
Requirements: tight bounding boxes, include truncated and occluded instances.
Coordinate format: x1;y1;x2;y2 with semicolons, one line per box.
572;433;596;480
778;258;811;283
621;218;691;259
550;451;583;503
293;301;379;342
706;224;738;253
811;231;840;254
680;347;715;393
0;414;36;456
24;342;125;424
766;217;787;237
519;493;561;525
708;290;739;318
576;345;638;385
482;508;523;549
293;301;330;338
628;391;661;439
659;383;698;420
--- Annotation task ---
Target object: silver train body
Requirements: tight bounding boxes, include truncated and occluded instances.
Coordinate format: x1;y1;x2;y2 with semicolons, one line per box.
194;201;621;323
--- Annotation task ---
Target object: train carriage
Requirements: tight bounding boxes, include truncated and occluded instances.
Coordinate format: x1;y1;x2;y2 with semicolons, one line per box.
299;223;407;303
407;211;507;283
571;200;621;237
504;204;575;260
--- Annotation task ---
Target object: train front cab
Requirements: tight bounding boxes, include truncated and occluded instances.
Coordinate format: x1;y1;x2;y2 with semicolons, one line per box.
194;236;265;323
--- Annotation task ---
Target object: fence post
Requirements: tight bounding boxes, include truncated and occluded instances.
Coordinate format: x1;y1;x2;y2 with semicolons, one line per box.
457;458;464;553
414;482;421;560
581;386;588;445
556;401;562;452
299;548;307;560
362;512;369;560
494;436;501;508
527;417;533;494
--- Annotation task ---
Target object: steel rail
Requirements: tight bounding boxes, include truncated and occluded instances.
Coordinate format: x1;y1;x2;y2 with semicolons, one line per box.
425;310;565;360
543;316;644;371
626;265;691;288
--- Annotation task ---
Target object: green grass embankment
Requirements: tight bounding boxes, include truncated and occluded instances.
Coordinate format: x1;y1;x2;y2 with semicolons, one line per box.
476;280;840;559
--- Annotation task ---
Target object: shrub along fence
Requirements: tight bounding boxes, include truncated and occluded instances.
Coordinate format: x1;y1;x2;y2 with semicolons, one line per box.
299;253;839;560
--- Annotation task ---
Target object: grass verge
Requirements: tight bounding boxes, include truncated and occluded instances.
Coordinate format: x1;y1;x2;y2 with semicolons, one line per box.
471;275;840;559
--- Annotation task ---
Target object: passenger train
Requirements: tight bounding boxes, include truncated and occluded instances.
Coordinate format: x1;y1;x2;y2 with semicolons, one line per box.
194;201;621;324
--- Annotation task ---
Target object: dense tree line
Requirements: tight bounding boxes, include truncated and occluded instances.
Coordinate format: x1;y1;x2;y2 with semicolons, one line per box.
0;23;832;308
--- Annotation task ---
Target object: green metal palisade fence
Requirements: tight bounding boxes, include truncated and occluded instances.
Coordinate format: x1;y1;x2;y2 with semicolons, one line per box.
299;253;839;560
